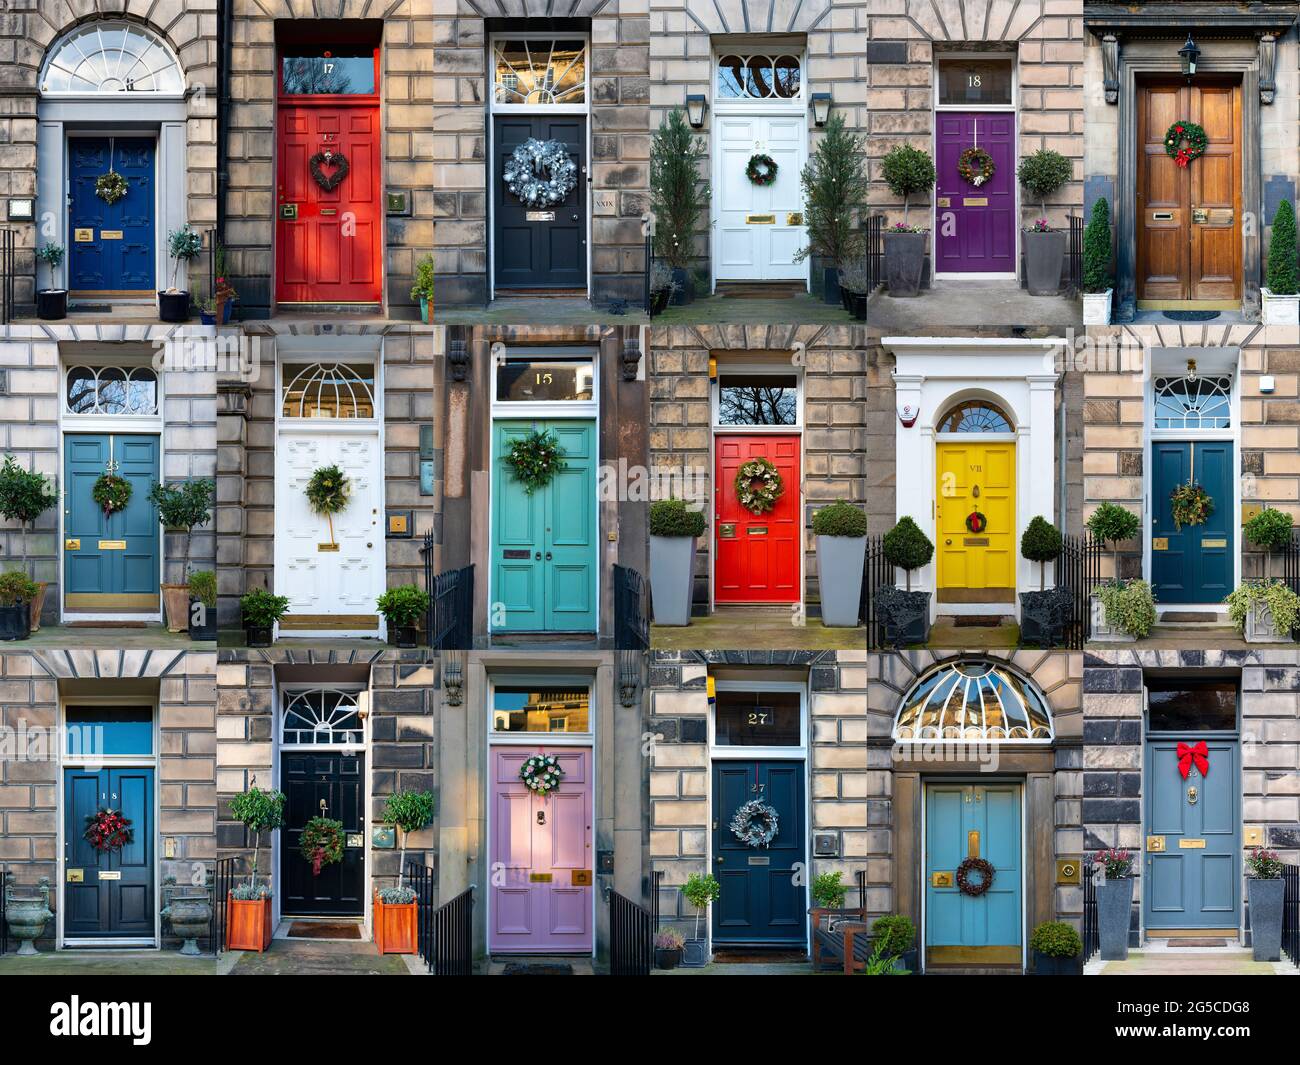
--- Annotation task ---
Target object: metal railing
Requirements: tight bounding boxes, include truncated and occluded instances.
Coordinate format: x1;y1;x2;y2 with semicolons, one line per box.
614;564;649;650
610;888;654;975
1283;863;1299;968
407;861;436;970
1082;860;1098;964
643;225;653;317
421;532;475;649
432;882;475;976
212;857;237;955
1058;533;1102;649
1067;214;1084;296
0;869;7;955
861;534;892;651
863;214;885;296
0;229;15;326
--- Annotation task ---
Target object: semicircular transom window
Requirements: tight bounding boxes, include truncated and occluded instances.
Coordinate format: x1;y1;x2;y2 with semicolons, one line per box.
1153;375;1232;430
893;660;1053;741
65;365;158;415
937;400;1013;433
281;363;376;419
282;689;363;746
493;38;587;106
41;21;185;95
716;54;803;100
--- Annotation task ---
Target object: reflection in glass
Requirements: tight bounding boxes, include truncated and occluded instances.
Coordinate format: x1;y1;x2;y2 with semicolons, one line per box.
772;55;801;98
714;690;800;746
492;685;590;733
66;366;158;415
97;367;128;415
42;22;185;94
1153;376;1232;430
494;39;586;105
717;55;746;98
937;58;1014;106
496;359;594;402
715;54;802;99
282;363;376;418
126;368;158;414
1147;678;1237;731
281;51;375;95
65;706;153;757
937;400;1013;433
66;366;98;414
718;374;798;425
894;661;1053;740
281;690;363;745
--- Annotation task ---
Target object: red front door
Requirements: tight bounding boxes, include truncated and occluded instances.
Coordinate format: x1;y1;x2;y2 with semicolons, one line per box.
715;434;800;603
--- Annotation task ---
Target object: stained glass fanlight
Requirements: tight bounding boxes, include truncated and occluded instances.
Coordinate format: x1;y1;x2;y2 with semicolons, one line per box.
281;689;363;746
937;400;1014;433
41;22;185;95
893;660;1054;741
1153;375;1232;430
281;363;376;419
493;39;587;106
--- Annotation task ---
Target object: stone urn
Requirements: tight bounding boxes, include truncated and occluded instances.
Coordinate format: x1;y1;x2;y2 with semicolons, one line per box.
4;876;52;955
162;882;212;956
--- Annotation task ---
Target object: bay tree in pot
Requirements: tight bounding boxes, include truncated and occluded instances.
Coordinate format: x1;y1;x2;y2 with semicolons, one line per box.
681;871;720;966
1016;149;1073;295
159;227;203;322
35;242;67;320
226;784;285;952
649;498;705;626
651;107;709;305
240;587;289;647
1261;199;1299;324
1245;849;1285;962
813;501;866;627
377;585;431;649
1018;516;1070;647
376;789;435;954
1095;847;1134;961
794;112;869;305
0;454;59;631
1082;197;1114;324
150;478;216;632
880;145;935;298
1029;920;1083;975
878;516;934;646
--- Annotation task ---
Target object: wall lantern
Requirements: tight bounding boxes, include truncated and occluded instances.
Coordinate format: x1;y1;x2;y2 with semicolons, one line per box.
442;650;465;707
1185;358;1198;383
810;92;833;127
684;94;707;129
1178;34;1201;82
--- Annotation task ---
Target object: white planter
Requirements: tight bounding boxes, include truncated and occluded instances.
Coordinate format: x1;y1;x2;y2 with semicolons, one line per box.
1245;597;1286;643
1090;594;1136;643
815;534;866;627
649;535;697;626
1261;287;1300;325
1082;288;1113;325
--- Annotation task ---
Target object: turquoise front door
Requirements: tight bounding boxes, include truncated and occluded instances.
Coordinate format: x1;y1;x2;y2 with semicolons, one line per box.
1151;441;1233;604
925;783;1022;967
64;434;160;614
492;420;597;633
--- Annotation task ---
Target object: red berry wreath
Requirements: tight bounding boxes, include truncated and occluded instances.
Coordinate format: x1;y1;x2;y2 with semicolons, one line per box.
965;510;988;534
956;856;995;897
1164;121;1207;169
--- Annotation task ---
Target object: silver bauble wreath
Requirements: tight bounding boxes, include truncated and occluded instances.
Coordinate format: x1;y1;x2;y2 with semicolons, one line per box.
504;138;578;208
730;797;779;849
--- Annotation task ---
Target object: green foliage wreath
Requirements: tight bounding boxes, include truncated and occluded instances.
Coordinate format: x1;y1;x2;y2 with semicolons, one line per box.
300;816;346;877
92;473;132;517
505;430;566;494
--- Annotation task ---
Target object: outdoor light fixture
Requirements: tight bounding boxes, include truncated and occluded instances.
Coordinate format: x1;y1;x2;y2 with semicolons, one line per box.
1179;33;1201;82
618;650;641;708
810;92;833;127
684;94;707;129
442;650;465;706
1186;358;1198;382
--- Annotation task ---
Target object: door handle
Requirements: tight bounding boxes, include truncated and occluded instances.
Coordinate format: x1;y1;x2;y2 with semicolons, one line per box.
535;551;542;560
545;552;553;561
571;213;579;221
945;539;952;545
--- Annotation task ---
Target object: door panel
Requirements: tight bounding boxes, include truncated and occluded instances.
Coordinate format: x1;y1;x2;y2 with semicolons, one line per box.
936;441;1016;599
68;137;155;294
1151;441;1233;604
63;766;154;937
934;112;1016;274
715;435;800;603
715;115;807;281
281;752;365;916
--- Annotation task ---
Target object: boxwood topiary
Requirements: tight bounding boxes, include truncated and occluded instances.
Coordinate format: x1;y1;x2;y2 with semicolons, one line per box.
650;498;706;538
1083;197;1112;294
1086;501;1141;546
871;914;916;956
1267;199;1298;297
882;516;934;591
1244;507;1294;552
1029;920;1082;959
1020;515;1063;590
812;501;867;538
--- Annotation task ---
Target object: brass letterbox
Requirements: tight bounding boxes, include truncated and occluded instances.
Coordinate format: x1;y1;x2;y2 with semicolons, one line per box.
74;228;94;243
279;203;298;220
98;539;126;550
719;523;736;539
528;872;553;883
1202;538;1227;549
748;526;767;536
931;871;953;888
101;230;123;241
1146;835;1166;852
99;870;121;881
963;197;988;207
1179;838;1206;849
318;542;340;552
746;213;776;225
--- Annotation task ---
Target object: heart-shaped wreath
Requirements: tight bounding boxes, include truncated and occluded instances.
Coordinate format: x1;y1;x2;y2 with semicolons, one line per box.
746;153;778;187
520;754;564;795
966;510;988;534
95;171;129;206
1164;121;1207;169
734;457;784;515
730;797;779;848
956;856;995;897
92;473;132;517
503;138;578;208
958;147;996;187
1170;480;1213;531
83;807;134;852
309;150;350;192
300;815;346;877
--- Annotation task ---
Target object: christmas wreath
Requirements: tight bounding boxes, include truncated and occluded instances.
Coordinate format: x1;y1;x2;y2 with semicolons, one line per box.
503;138;578;208
305;464;351;546
1164;121;1208;169
95;171;129;206
733;457;784;516
309;150;350;192
957;147;996;187
83;808;133;852
505;430;566;494
520;754;564;795
1170;481;1213;531
92;473;132;517
956;856;995;897
745;153;779;187
965;510;988;534
300;816;346;877
729;797;779;848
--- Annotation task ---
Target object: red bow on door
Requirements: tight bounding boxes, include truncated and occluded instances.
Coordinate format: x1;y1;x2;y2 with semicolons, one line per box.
1176;741;1209;780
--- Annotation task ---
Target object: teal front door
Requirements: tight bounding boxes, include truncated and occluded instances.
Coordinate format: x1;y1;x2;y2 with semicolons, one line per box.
1151;441;1233;603
925;783;1022;967
492;419;597;633
64;434;160;614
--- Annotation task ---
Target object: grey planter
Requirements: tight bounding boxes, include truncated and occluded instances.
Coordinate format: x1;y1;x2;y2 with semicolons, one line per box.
4;876;52;956
681;937;709;967
884;231;926;297
649;534;697;626
1024;229;1066;295
1245;597;1287;644
162;883;213;956
816;534;866;627
1247;877;1284;962
1090;593;1136;643
1098;876;1134;961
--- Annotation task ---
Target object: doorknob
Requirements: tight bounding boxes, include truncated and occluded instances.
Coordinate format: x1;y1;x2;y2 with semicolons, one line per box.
945;539;952;545
715;856;724;863
545;552;553;561
535;551;542;560
571;213;579;221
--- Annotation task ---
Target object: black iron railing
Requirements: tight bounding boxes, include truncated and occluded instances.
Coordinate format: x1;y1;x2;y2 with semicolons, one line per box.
643;224;653;317
1279;530;1300;640
1058;533;1102;649
0;229;15;326
0;869;7;955
212;857;237;954
610;888;654;975
862;534;892;651
864;215;885;297
407;861;436;970
421;531;474;650
433;884;475;975
614;564;649;650
1067;214;1084;296
1283;863;1299;969
1082;860;1098;964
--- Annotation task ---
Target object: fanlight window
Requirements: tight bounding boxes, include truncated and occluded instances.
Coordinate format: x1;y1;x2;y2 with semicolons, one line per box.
493;39;587;106
893;661;1053;741
65;366;158;415
1153;375;1231;430
281;363;376;419
282;689;363;746
41;22;185;95
937;400;1013;433
716;54;802;100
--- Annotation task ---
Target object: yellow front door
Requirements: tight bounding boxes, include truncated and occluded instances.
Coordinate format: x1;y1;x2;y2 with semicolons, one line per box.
936;442;1016;602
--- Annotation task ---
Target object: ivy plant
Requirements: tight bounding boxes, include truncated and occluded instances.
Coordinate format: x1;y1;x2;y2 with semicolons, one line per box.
1225;580;1300;638
1092;578;1156;638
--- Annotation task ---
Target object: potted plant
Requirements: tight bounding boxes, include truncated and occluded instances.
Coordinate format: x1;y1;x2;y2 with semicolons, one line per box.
1082;197;1113;324
1091;579;1156;643
3;876;52;955
649;498;705;626
1245;848;1285;962
1016;149;1072;295
0;571;38;641
214;242;237;323
649;262;678;317
226;784;285;952
1238;508;1296;642
1086;502;1142;641
0;455;58;631
161;875;212;956
1261;199;1299;324
149;479;216;633
411;254;435;323
187;570;217;641
1095;847;1134;961
877;515;934;646
1029;920;1083;975
654;927;685;970
159;227;203;322
1226;580;1300;645
1018;515;1070;647
651;107;709;305
836;259;870;320
795;112;869;305
680;871;720;967
240;587;289;647
35;243;67;320
880;145;935;298
197;296;217;325
376;585;431;648
813;502;867;627
375;789;435;954
810;870;849;918
863;940;909;975
870;913;917;973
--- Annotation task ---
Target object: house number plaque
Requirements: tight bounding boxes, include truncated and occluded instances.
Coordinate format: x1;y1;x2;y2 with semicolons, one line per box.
526;210;556;222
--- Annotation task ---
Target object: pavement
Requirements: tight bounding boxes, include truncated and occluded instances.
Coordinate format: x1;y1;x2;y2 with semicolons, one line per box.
654;292;856;325
867;280;1080;332
926;619;1021;650
654;961;819;975
436;297;647;325
20;624;207;649
1087;949;1292;976
0;950;216;975
222;935;415;975
652;606;867;651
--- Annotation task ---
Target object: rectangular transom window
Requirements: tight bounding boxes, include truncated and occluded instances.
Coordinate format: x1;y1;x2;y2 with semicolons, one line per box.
1147;677;1237;731
714;689;800;746
493;685;590;734
493;39;587;107
937;56;1013;107
65;706;153;757
717;373;798;425
280;46;376;95
496;356;594;403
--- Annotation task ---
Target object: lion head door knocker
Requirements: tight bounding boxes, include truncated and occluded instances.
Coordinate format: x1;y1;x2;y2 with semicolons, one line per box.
1176;740;1208;806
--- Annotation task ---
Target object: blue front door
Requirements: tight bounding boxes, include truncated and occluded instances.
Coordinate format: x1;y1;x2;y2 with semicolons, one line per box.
68;137;156;293
712;761;805;945
1151;441;1233;603
1144;738;1239;929
925;783;1022;966
64;434;161;613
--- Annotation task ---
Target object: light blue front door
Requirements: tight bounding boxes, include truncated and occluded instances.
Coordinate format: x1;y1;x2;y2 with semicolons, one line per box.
925;783;1022;966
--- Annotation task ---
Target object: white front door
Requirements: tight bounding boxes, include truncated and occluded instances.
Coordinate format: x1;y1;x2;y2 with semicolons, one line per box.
713;114;807;283
275;432;384;637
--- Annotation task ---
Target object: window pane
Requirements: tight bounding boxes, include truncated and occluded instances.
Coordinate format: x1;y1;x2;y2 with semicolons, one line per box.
938;400;1013;433
717;55;746;98
492;685;590;733
494;39;586;106
282;690;363;745
67;367;97;414
1153;376;1231;430
65;706;152;756
127;368;158;414
496;358;594;402
937;58;1013;106
281;49;375;95
772;55;802;98
1147;678;1237;731
282;363;376;418
717;374;798;425
97;367;128;414
714;690;800;746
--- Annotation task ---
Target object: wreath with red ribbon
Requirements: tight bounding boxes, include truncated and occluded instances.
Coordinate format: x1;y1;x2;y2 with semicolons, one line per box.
1176;740;1209;780
965;510;988;534
1164;121;1207;169
83;808;134;852
956;856;995;897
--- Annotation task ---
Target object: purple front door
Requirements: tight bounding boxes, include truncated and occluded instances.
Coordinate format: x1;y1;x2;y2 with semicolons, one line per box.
489;746;593;954
934;111;1016;275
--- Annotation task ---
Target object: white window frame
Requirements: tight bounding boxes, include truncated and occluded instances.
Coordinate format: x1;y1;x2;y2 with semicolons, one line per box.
275;356;382;430
488;33;590;115
278;684;368;752
489;345;600;421
486;673;596;746
710;363;805;432
932;52;1018;113
710;49;807;114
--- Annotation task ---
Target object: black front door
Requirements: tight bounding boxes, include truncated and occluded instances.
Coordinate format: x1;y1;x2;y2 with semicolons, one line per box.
494;115;586;291
282;752;365;916
63;767;154;937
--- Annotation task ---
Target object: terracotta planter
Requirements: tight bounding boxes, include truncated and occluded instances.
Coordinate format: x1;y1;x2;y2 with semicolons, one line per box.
226;893;273;952
28;581;47;632
374;893;418;954
161;582;190;632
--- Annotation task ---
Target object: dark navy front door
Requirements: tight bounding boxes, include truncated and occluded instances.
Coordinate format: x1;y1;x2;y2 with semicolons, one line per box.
63;766;154;937
712;760;805;945
68;137;155;294
934;112;1016;274
1151;441;1233;603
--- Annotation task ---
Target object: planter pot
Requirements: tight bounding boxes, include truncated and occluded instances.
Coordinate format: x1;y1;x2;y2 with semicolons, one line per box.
28;581;47;632
1033;950;1082;975
883;232;926;297
1247;877;1284;961
199;311;216;325
161;582;190;633
0;603;31;641
874;587;931;647
419;296;431;323
823;267;840;305
1024;229;1066;295
244;625;274;648
188;599;217;641
896;946;919;973
1097;877;1134;961
815;534;866;627
649;534;697;626
1019;588;1073;648
220;297;234;323
1082;288;1113;325
650;288;671;316
1261;287;1300;325
1245;597;1287;643
374;893;418;954
226;893;273;952
1090;593;1136;644
681;937;709;967
388;624;419;649
36;289;67;320
162;889;212;956
4;878;51;955
654;946;682;970
670;268;695;305
844;290;868;321
157;290;191;323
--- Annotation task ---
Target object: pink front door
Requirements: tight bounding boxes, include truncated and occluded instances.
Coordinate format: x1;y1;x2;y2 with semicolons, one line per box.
489;746;593;954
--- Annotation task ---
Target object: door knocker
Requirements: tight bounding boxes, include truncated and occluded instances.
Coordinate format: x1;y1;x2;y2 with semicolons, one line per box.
972;484;980;498
319;798;328;815
1187;785;1198;805
536;809;546;826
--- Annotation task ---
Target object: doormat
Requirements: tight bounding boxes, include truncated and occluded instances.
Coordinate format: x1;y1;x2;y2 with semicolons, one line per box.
1163;310;1219;321
285;922;362;940
1166;938;1228;947
711;949;808;964
65;620;147;627
953;616;1007;627
69;304;113;313
499;962;574;975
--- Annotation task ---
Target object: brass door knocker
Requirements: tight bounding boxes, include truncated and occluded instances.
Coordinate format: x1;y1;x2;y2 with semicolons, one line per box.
1187;785;1198;805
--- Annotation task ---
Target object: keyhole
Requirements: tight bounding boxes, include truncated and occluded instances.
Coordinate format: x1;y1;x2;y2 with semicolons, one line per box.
536;810;546;826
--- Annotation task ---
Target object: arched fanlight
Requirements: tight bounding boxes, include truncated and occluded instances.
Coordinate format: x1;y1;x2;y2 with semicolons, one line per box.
893;660;1054;742
281;689;363;746
41;21;185;95
937;399;1014;433
281;362;376;419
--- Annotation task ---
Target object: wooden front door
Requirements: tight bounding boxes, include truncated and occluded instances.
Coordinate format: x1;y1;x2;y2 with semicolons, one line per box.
281;751;365;917
68;137;155;295
1137;79;1242;307
935;441;1016;602
714;435;800;603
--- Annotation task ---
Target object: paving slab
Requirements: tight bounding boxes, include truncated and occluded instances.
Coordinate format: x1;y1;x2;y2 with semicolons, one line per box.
867;281;1080;332
225;937;410;975
654;292;855;325
652;606;866;651
0;950;216;976
21;625;206;649
653;961;820;975
1091;950;1282;976
436;298;647;325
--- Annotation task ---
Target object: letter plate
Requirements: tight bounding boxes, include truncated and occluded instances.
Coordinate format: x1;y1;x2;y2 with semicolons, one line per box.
98;540;126;550
100;230;123;241
65;538;80;550
718;523;736;538
571;869;593;886
526;210;556;222
99;870;121;881
748;526;767;535
1202;538;1227;548
503;548;531;559
963;537;989;547
318;543;340;552
1152;537;1168;551
74;228;94;243
1147;835;1165;852
963;197;988;207
931;871;953;887
66;868;84;883
747;855;770;866
746;213;776;225
1179;838;1206;849
528;872;553;883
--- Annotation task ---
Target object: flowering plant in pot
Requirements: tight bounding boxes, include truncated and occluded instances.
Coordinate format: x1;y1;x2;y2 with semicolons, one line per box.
1245;849;1285;961
35;242;67;320
240;587;289;647
376;585;431;648
1261;199;1299;324
877;516;934;646
214;242;237;323
1082;197;1114;324
1029;920;1082;975
654;927;685;970
1016;149;1072;295
1018;516;1070;647
226;785;285;951
1095;847;1134;961
0;454;58;631
0;571;39;641
149;478;215;633
812;502;866;627
411;254;435;323
680;872;720;966
375;789;435;954
159;227;203;322
794;112;868;305
880;145;935;298
649;498;705;626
